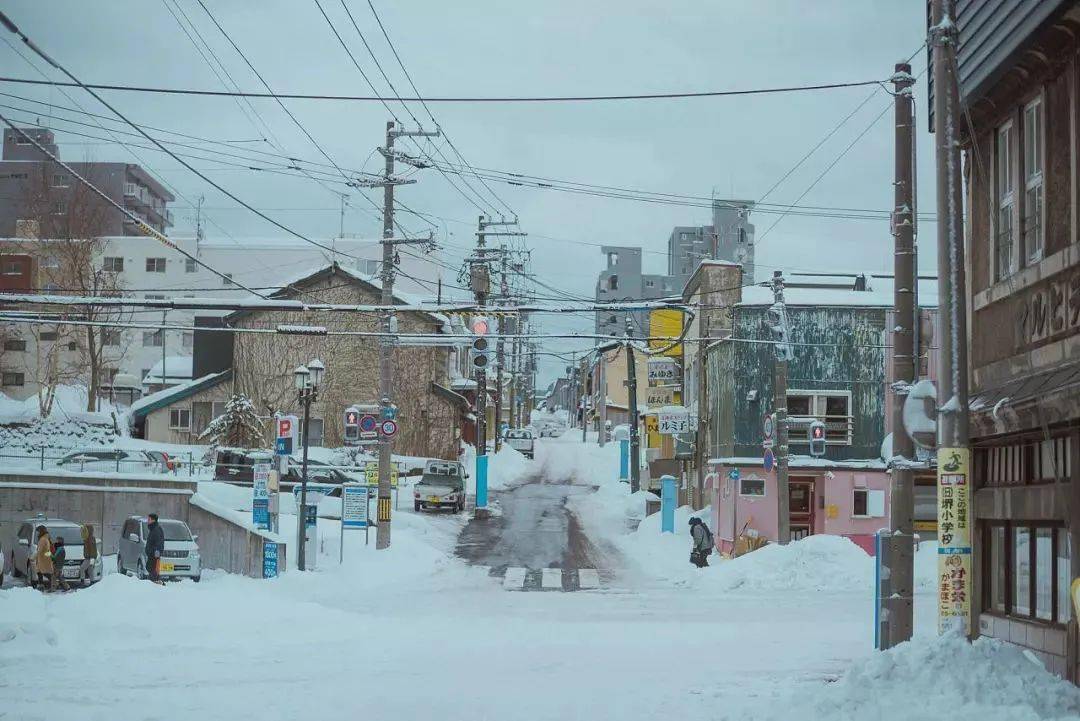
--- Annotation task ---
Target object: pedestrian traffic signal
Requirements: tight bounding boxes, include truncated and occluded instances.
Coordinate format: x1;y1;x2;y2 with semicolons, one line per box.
809;420;826;457
343;407;360;442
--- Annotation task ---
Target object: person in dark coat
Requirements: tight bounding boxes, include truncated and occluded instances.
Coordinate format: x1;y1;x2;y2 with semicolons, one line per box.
689;517;714;568
144;513;165;584
50;537;70;591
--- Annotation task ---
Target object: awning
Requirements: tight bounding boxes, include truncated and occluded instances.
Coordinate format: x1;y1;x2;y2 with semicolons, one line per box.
971;362;1080;437
431;382;471;412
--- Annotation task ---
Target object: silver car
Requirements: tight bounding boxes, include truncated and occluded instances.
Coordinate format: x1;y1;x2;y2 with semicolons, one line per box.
10;516;103;587
117;516;201;582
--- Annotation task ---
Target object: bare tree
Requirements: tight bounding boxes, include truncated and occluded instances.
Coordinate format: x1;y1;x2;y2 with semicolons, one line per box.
16;162;129;411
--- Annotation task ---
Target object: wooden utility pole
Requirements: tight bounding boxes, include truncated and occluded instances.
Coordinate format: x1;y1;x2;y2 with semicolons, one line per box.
886;60;917;648
597;349;607;447
371;120;439;550
931;0;972;636
624;316;641;493
493;247;508;451
771;270;791;546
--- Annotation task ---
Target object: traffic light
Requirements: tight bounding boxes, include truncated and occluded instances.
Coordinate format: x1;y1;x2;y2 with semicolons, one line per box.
343;407;360;443
809;420;826;457
470;315;491;371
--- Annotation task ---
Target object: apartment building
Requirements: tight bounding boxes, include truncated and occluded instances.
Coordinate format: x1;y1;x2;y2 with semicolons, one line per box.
594;246;672;337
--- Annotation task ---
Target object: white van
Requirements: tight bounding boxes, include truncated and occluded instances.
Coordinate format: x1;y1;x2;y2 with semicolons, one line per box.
117;516;201;582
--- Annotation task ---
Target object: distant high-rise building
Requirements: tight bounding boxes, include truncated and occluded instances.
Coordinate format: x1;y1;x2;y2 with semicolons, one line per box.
666;200;755;292
594;245;672;337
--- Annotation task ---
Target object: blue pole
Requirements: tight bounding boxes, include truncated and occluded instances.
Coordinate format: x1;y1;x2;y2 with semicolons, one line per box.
874;531;882;650
476;454;489;510
660;474;676;533
619;439;629;482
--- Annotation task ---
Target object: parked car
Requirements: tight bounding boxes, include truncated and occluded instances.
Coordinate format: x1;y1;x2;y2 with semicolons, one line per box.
505;428;535;458
55;448;170;474
0;536;5;587
117;516;201;582
11;515;103;587
539;426;565;438
213;448;273;484
414;460;467;512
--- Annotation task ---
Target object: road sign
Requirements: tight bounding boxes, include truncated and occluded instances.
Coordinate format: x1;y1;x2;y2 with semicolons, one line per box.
727;468;740;481
763;448;775;473
262;542;279;579
381;405;398;420
656;406;690;434
380;419;398;437
275;414;298;456
274;437;291;455
762;438;775;450
363;461;400;488
359;414;378;432
647;358;680;382
342;484;369;529
763;413;775;440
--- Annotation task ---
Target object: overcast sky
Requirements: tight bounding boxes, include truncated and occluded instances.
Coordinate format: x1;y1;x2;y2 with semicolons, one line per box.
1;1;937;386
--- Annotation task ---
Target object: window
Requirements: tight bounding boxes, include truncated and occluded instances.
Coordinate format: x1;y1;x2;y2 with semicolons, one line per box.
169;408;191;431
3;339;26;351
144;294;165;300
102;329;121;346
185;258;197;273
103;256;124;273
142;330;162;347
989;525;1006;613
51;173;69;187
41;255;59;269
607;275;618;291
995;121;1015;281
182;331;193;349
51;199;64;215
787;390;852;444
2;259;24;275
39;331;57;342
739;478;765;497
852;488;885;517
1014;526;1031;616
145;257;166;273
223;273;233;286
985;522;1071;624
606;252;618;267
1056;528;1072;623
1035;527;1052;621
1022;96;1044;264
2;372;25;386
211;401;227;419
67;341;77;351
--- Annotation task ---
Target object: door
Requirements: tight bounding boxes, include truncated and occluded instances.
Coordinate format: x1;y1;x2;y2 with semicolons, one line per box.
14;523;31;571
789;479;815;542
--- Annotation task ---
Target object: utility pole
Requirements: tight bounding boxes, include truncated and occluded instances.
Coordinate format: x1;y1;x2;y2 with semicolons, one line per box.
624;315;641;493
493;247;508;450
771;270;792;546
887;61;917;648
597;349;607;447
368;119;440;551
581;353;589;443
931;0;972;636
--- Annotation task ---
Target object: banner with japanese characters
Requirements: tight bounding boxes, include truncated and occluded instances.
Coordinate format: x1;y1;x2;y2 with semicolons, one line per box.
937;447;971;635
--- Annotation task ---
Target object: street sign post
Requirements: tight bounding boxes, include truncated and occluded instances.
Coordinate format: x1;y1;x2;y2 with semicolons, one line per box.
340;483;370;559
380;419;398;438
656;406;690;435
275;414;298;456
252;462;271;530
647;358;680;383
262;542;279;578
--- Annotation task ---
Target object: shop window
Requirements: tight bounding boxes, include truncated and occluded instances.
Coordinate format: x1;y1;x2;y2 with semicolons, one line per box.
852;488;885;518
739;478;765;497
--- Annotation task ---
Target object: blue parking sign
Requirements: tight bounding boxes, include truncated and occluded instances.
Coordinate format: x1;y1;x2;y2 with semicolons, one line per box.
275;437;292;455
263;542;279;578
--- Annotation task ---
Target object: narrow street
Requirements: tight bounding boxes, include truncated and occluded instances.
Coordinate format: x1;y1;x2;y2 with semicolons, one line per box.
456;449;621;590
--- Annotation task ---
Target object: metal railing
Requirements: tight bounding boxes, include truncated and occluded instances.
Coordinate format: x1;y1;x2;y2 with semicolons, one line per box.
0;449;200;476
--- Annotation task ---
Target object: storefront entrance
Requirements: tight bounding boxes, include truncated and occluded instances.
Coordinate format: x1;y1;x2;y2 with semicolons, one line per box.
789;478;815;542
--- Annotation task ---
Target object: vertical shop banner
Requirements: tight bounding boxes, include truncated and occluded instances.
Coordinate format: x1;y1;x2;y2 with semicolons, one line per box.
937;447;971;635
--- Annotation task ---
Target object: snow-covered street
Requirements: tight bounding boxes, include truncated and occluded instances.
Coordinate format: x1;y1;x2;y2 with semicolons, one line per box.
3;435;1078;721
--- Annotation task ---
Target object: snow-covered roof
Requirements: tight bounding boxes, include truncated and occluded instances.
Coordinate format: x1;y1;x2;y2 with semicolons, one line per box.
142;355;193;385
129;370;230;418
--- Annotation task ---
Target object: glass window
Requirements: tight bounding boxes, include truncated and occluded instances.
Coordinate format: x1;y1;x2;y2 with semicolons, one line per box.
145;257;166;273
102;329;121;346
4;339;26;351
1057;528;1072;623
306;418;324;447
41;255;59;269
787;395;811;416
607;275;618;291
739;478;765;496
51;173;69;187
996;121;1015;281
142;331;162;347
1014;526;1031;616
853;489;868;516
990;525;1006;613
1035;527;1053;620
2;259;24;275
1022;96;1044;264
185;258;197;273
103;257;124;273
52;199;64;215
2;372;25;386
169;408;191;430
39;331;57;341
222;273;233;286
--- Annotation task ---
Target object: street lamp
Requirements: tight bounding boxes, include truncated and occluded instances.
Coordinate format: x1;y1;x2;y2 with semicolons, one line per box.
294;358;325;571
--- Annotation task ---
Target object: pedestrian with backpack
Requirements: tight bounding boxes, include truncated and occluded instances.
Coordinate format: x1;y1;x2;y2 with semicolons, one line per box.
688;517;714;568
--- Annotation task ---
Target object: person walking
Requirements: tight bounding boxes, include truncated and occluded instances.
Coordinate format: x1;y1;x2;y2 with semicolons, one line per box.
144;513;165;584
688;517;714;568
33;525;53;590
80;524;98;584
50;536;70;592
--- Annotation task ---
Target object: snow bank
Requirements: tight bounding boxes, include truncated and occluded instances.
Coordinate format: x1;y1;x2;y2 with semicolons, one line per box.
744;632;1080;721
700;534;873;593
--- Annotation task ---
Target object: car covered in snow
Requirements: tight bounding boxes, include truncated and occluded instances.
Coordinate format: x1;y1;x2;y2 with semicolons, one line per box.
414;460;467;512
117;516;201;582
55;448;172;474
10;515;103;587
505;428;535;458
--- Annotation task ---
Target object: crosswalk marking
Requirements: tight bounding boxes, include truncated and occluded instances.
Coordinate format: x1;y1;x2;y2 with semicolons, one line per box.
577;568;600;589
541;568;562;590
503;566;527;590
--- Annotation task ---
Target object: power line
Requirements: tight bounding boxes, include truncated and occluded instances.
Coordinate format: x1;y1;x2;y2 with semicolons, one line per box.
0;75;888;103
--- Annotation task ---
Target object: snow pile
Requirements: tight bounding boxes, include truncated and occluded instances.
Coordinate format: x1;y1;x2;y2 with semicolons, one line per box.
478;444;534;491
701;534;873;593
746;633;1080;721
539;436;620;486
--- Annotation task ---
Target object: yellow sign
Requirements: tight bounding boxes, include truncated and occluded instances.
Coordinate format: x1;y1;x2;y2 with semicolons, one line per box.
364;461;399;488
644;414;661;448
1072;578;1080;622
914;520;937;532
937;447;971;635
648;309;684;358
825;504;838;520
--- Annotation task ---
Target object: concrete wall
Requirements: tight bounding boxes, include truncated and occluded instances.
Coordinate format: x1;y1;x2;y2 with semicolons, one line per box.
0;472;282;578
